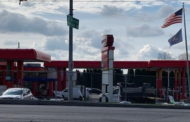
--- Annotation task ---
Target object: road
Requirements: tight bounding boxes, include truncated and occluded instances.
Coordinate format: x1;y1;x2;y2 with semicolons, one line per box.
0;105;189;122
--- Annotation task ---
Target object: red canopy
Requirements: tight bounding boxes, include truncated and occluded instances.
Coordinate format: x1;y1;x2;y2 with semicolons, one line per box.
0;49;51;62
45;60;190;69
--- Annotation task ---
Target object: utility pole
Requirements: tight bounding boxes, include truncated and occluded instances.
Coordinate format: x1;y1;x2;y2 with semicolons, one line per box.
68;0;73;101
18;42;20;48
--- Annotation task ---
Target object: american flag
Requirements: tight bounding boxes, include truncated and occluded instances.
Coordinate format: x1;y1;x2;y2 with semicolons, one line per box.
161;8;183;28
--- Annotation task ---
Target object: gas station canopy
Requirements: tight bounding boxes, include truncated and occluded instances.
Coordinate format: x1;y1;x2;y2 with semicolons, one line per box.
0;49;51;62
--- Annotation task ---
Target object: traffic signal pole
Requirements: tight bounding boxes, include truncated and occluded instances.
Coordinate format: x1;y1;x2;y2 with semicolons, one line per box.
68;0;73;101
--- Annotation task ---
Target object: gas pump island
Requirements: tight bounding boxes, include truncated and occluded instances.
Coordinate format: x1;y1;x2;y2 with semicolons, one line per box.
101;35;115;102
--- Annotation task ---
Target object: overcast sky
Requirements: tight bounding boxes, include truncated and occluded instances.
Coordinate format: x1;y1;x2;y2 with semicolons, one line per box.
0;0;190;61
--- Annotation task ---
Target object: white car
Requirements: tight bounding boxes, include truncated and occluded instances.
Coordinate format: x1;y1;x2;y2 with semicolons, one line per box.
86;88;102;102
62;88;84;100
54;86;84;100
0;88;35;100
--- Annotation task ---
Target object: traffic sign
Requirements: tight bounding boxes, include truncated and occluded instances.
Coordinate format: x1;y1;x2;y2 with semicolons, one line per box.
67;15;79;29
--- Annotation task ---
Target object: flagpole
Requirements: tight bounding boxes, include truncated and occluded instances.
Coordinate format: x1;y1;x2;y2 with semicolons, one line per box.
183;3;190;98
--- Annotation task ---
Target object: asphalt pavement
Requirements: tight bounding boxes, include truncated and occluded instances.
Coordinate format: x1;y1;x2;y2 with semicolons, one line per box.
0;104;190;122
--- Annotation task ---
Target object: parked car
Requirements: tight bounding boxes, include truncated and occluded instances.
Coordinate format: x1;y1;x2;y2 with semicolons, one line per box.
54;86;84;100
62;87;84;100
54;86;102;101
87;88;102;95
86;88;102;102
0;88;36;100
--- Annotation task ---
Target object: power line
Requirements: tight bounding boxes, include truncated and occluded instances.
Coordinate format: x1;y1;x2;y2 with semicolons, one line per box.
1;0;189;3
0;0;154;2
72;0;154;2
0;0;189;5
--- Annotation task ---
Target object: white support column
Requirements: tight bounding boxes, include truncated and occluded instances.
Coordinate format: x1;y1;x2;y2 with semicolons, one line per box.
108;49;114;102
101;35;115;103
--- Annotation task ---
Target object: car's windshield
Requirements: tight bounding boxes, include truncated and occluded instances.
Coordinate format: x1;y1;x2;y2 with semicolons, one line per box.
3;89;23;95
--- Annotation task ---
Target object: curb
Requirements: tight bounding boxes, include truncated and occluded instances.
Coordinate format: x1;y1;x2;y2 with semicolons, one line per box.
0;99;190;109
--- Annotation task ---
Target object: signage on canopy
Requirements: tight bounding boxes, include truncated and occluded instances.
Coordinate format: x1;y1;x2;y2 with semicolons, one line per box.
101;35;114;70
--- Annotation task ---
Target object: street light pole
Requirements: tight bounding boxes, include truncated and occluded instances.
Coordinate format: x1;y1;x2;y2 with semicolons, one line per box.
68;0;73;101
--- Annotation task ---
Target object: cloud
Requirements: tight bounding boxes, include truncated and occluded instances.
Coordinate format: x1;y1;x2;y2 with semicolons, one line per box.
77;30;102;49
131;5;175;23
75;30;132;61
127;24;164;37
0;10;67;36
158;5;174;18
44;30;103;60
136;44;173;60
113;37;133;60
100;5;125;16
0;0;185;15
4;41;18;46
178;53;190;60
0;0;187;62
44;50;68;60
21;1;36;7
44;36;68;51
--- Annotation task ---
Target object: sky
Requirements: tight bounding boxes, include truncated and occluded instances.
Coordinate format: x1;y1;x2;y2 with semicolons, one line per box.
0;0;190;61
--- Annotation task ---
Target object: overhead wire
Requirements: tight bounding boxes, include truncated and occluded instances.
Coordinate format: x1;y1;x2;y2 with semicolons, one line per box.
0;0;189;3
0;0;188;5
0;0;154;2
